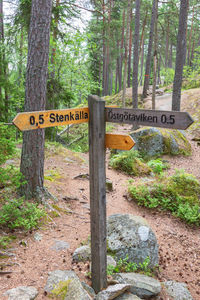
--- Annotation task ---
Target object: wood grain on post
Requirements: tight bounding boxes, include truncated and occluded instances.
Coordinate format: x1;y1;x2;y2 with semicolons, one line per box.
88;95;107;293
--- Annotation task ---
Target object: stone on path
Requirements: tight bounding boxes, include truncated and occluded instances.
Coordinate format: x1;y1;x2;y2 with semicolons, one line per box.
107;214;159;268
50;240;70;251
4;286;38;300
113;273;161;299
115;293;142;300
95;284;131;300
72;245;91;262
45;270;91;300
163;281;194;300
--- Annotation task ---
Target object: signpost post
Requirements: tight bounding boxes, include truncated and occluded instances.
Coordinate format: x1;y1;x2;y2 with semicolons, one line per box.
12;96;194;294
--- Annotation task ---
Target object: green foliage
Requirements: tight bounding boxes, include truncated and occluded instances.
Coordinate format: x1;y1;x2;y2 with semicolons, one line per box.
160;68;175;86
107;256;152;276
109;151;152;176
0;166;25;191
0;197;46;230
0;235;16;249
128;170;200;225
60;123;89;153
0;124;16;165
183;47;200;89
147;159;169;174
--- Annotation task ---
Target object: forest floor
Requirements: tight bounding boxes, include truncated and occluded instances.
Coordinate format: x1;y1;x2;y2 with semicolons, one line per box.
1;88;200;300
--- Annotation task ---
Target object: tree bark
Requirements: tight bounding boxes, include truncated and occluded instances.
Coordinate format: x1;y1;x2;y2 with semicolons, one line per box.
20;0;52;199
122;0;131;107
127;10;133;88
118;9;125;92
142;0;157;99
172;0;188;111
152;0;158;110
132;0;140;109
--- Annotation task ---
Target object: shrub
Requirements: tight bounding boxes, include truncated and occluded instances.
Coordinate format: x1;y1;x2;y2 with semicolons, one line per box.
128;170;200;225
0;124;16;165
109;151;152;176
0;197;46;230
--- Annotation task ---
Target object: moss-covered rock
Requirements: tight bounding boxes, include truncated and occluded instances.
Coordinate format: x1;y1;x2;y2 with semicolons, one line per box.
109;151;152;176
130;127;191;158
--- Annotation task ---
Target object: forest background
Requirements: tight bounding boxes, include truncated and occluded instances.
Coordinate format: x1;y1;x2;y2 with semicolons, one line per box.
0;0;200;201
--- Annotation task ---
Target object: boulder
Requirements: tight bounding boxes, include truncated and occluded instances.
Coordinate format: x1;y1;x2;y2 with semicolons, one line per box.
44;270;91;300
4;286;38;300
113;273;161;299
107;214;159;268
163;280;194;300
130;127;191;157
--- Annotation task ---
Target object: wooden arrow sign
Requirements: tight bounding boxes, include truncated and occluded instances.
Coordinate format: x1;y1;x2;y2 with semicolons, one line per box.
12;107;89;131
105;134;135;150
105;107;194;130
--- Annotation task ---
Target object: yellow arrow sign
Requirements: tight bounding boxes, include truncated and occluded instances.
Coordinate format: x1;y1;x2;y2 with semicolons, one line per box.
105;134;135;150
12;107;89;131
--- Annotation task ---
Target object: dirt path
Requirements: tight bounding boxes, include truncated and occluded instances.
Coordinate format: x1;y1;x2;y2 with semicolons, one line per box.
1;91;200;300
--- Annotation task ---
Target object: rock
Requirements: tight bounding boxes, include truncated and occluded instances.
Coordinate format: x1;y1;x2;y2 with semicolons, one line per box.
45;270;91;300
130;127;191;157
107;214;159;268
95;284;131;300
34;233;43;241
113;273;161;299
163;280;194;300
50;240;70;251
106;179;113;192
115;293;142;300
72;245;91;262
107;255;117;267
81;282;96;298
4;286;38;300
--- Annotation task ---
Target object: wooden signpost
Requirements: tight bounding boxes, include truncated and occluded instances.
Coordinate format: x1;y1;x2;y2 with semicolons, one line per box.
12;107;89;131
12;95;194;294
106;107;194;130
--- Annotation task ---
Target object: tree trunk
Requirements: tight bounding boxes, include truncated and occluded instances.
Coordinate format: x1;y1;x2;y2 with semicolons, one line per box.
132;0;140;109
0;0;3;120
118;9;125;92
127;10;133;88
187;5;194;66
139;35;144;86
172;0;188;111
152;0;158;110
165;18;169;68
142;0;157;99
20;0;52;199
122;0;131;107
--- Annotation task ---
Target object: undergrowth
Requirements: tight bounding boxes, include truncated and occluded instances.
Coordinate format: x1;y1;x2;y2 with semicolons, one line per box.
128;169;200;225
0;197;46;231
107;256;154;277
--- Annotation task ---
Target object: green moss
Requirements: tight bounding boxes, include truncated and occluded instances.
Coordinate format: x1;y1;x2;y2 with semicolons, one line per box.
44;170;61;182
109;151;152;176
49;280;71;299
160;129;191;156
